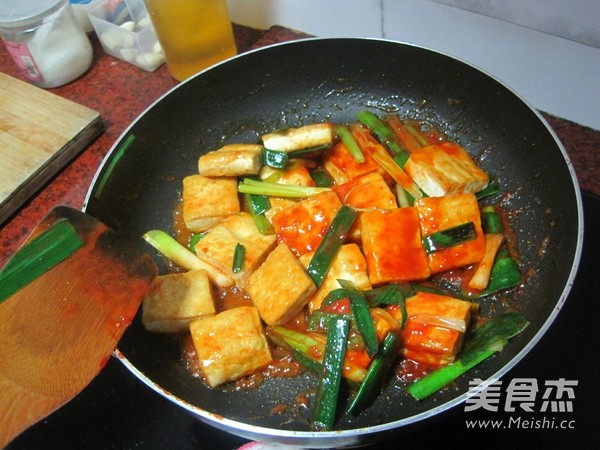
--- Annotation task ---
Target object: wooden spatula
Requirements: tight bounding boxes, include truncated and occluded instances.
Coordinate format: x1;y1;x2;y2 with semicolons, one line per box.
0;207;157;448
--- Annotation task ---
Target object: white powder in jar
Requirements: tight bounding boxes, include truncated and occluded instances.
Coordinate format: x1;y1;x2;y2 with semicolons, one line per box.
0;1;93;89
24;4;93;88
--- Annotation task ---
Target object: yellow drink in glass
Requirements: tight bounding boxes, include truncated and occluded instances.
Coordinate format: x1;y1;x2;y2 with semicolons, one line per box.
144;0;237;81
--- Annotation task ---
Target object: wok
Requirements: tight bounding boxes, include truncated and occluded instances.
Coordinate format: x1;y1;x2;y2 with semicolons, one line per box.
83;38;583;448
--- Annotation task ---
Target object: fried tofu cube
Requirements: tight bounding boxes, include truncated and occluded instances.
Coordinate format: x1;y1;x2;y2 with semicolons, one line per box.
333;172;397;210
299;243;371;312
414;193;485;274
334;172;398;242
182;175;240;232
260;160;315;223
322;141;387;185
260;159;316;187
404;143;489;197
246;243;317;326
189;306;272;387
194;212;277;288
387;291;472;366
197;144;262;177
271;190;342;257
142;270;215;333
360;207;431;285
262;123;334;152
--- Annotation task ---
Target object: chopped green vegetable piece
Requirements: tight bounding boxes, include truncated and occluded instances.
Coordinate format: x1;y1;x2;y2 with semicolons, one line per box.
481;205;503;234
310;168;334;187
244;192;274;235
335;125;365;162
474;206;523;297
188;233;204;252
477;258;523;297
313;317;350;430
392;149;410;169
0;219;83;303
347;332;401;414
407;312;529;400
403;122;430;147
267;326;322;356
338;279;379;357
422;222;477;254
238;178;330;198
476;178;500;200
143;230;201;270
365;283;410;329
305;206;357;287
263;148;288;168
320;288;350;308
232;243;245;273
308;310;353;332
266;326;363;386
357;110;408;159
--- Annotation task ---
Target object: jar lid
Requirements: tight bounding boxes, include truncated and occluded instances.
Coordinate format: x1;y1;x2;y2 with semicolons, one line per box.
0;0;64;27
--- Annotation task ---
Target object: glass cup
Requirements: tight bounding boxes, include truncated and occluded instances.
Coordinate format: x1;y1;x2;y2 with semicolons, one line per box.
143;0;237;81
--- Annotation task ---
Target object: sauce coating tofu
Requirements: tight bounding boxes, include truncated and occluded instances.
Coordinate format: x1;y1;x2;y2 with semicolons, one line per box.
415;193;485;274
142;270;215;333
189;306;272;388
333;172;397;210
387;291;472;366
194;212;277;288
261;160;315;224
182;175;240;232
299;243;372;312
197;144;262;177
404;143;489;197
334;172;398;242
360;207;431;285
246;243;317;326
271;190;342;257
322;141;388;185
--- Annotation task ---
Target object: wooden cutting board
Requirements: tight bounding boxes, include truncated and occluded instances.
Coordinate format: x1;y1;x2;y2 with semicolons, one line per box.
0;73;103;224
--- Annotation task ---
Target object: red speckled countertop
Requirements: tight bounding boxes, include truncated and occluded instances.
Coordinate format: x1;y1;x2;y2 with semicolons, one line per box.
0;24;598;266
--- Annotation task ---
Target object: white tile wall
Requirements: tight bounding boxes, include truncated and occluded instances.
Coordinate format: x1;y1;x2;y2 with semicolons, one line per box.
431;0;600;49
228;0;600;131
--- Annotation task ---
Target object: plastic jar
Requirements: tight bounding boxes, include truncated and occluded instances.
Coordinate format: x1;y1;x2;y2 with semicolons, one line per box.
0;0;93;88
69;0;99;33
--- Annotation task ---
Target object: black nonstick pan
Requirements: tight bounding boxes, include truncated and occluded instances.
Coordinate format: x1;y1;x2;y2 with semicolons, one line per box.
83;38;583;448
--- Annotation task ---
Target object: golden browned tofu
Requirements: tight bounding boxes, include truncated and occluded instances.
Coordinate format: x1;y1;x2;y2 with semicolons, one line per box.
404;143;489;197
299;243;371;312
182;175;240;232
197;144;262;177
261;123;334;152
414;193;485;274
194;213;277;288
271;190;342;257
189;306;272;388
142;270;215;333
260;159;316;186
322;141;387;185
360;207;431;285
246;243;317;326
387;291;472;366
